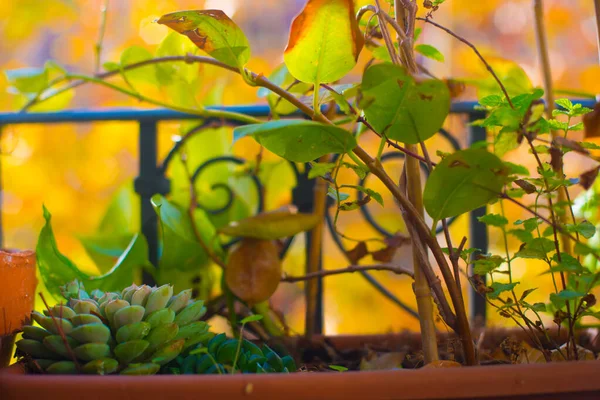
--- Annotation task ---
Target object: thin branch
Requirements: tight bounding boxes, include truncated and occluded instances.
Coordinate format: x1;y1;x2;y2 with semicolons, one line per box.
282;263;414;282
180;151;227;270
417;17;514;109
94;0;109;74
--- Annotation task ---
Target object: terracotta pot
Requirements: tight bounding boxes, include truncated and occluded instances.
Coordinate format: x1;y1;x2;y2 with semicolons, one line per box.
0;249;36;367
1;333;599;400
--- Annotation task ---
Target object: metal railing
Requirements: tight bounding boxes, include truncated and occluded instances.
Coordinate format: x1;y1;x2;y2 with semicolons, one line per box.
0;100;594;332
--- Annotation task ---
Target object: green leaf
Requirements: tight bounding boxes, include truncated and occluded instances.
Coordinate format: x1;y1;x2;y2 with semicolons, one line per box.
37;206;148;299
414;44;444;62
479;95;504;107
241;314;264;324
555;98;573;111
342;185;384;206
155;32;200;86
218;211;320;240
478;213;508;227
119;46;158;86
508;229;533;244
550;290;585;308
488;282;519;299
151;194;221;272
328;187;350;202
504;162;530;176
233;120;357;163
579;141;600;150
514;237;555;260
284;0;364;84
547;254;584;274
157;10;250;69
473;255;505;275
5;67;48;93
520;288;537;301
423;149;508;220
572;221;596;239
258;64;312;115
341;161;368;179
329;365;348;372
360;63;450;144
308;162;336;179
548;119;568;131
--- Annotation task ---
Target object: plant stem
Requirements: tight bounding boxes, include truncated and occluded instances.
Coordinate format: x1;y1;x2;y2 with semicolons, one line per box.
533;0;573;257
282;263;414;282
305;154;328;339
391;0;439;364
595;0;600;65
94;0;109;74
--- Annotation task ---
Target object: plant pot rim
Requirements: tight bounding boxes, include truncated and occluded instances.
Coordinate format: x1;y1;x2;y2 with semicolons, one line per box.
2;357;599;399
0;249;35;258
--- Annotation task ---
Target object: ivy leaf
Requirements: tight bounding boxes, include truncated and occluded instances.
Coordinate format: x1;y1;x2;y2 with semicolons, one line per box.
37;206;149;300
423;149;508;220
415;44;444;62
152;194;221;272
360;63;450;144
218;210;320;240
233;120;357;163
284;0;364;85
308;162;336;179
477;213;508;227
488;282;519;299
157;10;250;70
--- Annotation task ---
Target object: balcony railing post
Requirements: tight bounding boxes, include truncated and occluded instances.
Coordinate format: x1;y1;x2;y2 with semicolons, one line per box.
292;166;323;334
134;120;170;285
468;111;488;326
0;125;3;249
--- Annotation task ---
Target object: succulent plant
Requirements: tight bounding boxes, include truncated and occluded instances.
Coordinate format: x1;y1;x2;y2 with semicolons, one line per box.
166;333;296;374
15;280;209;375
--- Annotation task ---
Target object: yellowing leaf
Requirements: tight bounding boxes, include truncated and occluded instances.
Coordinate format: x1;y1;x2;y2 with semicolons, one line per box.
284;0;364;84
157;10;250;69
219;211;320;240
225;239;281;305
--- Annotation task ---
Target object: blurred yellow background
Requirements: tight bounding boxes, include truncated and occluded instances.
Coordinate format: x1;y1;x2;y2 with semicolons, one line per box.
0;0;598;335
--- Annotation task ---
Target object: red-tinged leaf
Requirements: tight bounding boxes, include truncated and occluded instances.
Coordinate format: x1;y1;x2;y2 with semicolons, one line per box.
346;242;368;264
284;0;364;84
580;166;600;190
584;103;600;138
514;179;536;194
549;147;563;173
